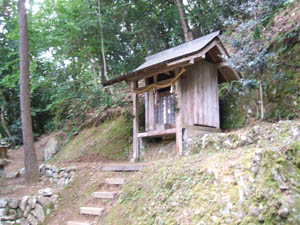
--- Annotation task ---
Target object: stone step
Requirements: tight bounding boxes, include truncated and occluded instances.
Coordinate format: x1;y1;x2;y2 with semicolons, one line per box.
105;178;126;185
99;164;146;172
92;191;118;199
67;221;91;225
80;207;104;216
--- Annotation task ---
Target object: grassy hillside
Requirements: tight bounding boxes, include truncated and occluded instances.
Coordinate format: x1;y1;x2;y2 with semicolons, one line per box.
51;114;132;163
103;120;300;225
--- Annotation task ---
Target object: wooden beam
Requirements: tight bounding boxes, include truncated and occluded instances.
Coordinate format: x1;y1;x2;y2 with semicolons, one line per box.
131;81;139;161
133;78;173;92
137;128;176;138
175;69;183;156
166;40;218;67
126;61;192;82
215;62;226;69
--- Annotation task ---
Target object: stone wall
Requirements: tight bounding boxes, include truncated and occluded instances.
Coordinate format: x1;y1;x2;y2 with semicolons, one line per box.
184;120;300;155
39;164;76;186
0;188;58;225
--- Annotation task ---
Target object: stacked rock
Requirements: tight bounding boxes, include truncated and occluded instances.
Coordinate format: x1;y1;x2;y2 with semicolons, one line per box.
0;188;58;225
39;164;76;186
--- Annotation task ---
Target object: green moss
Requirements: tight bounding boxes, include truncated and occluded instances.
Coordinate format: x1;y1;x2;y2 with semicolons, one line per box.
51;115;132;163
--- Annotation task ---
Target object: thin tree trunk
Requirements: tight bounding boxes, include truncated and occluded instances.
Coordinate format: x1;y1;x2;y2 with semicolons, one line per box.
97;0;113;95
258;79;264;120
97;0;109;82
175;0;193;42
18;0;39;184
0;109;15;147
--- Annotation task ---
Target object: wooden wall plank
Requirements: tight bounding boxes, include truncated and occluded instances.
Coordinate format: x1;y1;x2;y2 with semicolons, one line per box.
181;61;220;129
149;90;155;131
145;92;149;131
175;70;183;156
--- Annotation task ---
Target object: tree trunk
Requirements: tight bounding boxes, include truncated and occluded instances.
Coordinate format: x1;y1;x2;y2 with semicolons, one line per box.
175;0;193;42
18;0;39;184
97;0;108;82
97;0;113;95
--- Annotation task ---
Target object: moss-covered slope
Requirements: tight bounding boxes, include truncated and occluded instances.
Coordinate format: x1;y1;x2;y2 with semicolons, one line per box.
103;120;300;225
51;115;132;163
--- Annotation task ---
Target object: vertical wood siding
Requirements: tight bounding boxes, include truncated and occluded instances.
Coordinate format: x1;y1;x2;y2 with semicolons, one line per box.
181;61;219;128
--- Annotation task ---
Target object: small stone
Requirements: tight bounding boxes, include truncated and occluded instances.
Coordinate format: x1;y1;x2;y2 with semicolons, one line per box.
8;208;17;219
28;196;37;209
258;214;265;222
0;198;8;207
278;208;289;218
27;213;38;225
23;205;31;218
0;208;8;217
64;177;70;185
16;218;30;225
45;169;53;177
8;199;19;209
6;171;19;179
249;207;260;216
39;164;45;175
19;168;25;176
16;208;23;219
50;194;59;203
31;204;45;222
210;216;220;223
52;172;58;178
57;177;65;186
37;196;51;208
238;188;245;204
0;159;8;166
38;188;53;197
0;219;15;224
58;171;64;178
19;196;29;211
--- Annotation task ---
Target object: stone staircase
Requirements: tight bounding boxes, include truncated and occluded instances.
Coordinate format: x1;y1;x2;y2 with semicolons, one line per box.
66;177;125;225
66;164;143;225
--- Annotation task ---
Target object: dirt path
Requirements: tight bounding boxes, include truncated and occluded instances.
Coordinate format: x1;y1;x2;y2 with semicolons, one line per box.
5;133;54;173
0;133;61;198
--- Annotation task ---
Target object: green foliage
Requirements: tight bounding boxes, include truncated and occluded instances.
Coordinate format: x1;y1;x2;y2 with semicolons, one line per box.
219;82;247;129
0;0;298;144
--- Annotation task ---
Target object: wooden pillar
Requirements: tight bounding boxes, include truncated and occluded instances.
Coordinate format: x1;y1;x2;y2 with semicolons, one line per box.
175;70;183;156
132;81;140;161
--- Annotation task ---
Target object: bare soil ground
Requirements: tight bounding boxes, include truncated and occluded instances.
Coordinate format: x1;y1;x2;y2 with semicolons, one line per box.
0;133;54;198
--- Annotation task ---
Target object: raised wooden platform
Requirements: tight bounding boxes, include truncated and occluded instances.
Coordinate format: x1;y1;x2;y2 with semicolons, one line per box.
99;164;146;172
137;128;176;138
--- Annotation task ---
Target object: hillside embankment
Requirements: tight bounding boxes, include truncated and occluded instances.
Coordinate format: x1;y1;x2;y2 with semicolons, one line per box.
103;120;300;225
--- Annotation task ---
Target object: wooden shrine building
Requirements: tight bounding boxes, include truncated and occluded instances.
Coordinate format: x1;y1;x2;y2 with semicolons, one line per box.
103;31;241;161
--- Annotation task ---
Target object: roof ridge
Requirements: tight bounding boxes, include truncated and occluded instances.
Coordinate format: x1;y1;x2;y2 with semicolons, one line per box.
145;30;220;62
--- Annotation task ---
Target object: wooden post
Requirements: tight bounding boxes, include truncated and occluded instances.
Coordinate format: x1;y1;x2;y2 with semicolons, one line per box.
132;81;140;161
175;69;183;156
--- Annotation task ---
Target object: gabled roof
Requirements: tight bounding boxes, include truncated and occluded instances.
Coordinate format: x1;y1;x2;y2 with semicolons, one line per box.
135;31;220;71
103;31;241;86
